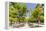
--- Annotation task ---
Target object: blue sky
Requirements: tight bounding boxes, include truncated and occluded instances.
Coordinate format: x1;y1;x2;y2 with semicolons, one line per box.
27;3;37;10
26;3;37;17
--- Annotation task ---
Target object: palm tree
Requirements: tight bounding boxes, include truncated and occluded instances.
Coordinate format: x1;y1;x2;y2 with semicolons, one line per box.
9;2;27;26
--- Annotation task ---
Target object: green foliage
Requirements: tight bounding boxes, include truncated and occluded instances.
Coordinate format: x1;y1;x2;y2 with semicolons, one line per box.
9;2;27;25
9;2;44;25
30;4;44;23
